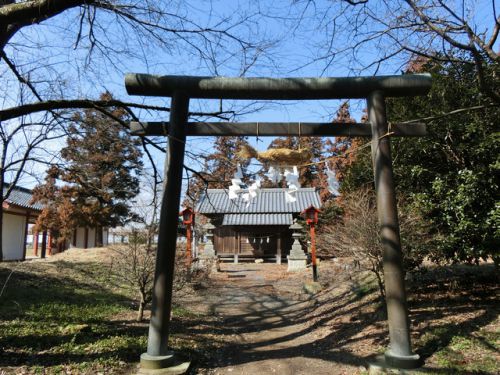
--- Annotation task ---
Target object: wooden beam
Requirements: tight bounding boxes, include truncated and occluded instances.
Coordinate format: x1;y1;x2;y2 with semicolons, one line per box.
125;73;432;99
130;121;427;137
276;233;282;265
33;231;38;256
84;227;88;249
368;91;420;367
40;230;47;259
22;210;29;260
145;93;189;359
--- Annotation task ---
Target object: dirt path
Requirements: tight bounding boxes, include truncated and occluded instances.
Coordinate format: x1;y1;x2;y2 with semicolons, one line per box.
188;263;367;375
15;249;498;374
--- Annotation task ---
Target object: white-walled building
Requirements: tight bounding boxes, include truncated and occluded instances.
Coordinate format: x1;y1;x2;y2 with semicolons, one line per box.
2;185;42;261
71;227;109;248
2;184;111;261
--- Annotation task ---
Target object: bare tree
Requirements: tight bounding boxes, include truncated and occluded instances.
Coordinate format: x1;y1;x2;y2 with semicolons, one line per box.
0;1;278;260
0;113;66;260
110;240;211;321
291;0;499;103
110;242;156;321
318;188;430;299
132;168;164;249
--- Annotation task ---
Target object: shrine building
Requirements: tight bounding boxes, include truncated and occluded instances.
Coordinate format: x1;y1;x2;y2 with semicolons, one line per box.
196;187;321;262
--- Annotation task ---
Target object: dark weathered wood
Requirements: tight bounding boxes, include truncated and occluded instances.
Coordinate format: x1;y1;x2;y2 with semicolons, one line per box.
33;231;39;256
130;121;427;137
40;230;47;259
125;74;432;99
276;233;282;265
22;210;29;260
368;91;420;368
146;93;189;358
84;227;88;249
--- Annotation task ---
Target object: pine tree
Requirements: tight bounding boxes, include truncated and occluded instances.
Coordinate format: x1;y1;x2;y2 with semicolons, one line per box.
33;93;143;246
32;166;77;249
184;136;250;206
206;136;251;188
326;102;372;193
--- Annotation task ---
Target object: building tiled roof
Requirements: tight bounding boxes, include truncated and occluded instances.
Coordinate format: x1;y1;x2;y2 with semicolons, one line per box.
3;184;44;211
196;188;321;214
222;213;293;226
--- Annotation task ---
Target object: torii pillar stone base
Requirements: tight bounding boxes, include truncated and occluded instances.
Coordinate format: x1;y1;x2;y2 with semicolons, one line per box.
138;353;191;375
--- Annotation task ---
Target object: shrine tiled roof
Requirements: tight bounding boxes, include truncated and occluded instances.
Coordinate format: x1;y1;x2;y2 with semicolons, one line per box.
196;188;321;214
2;184;43;211
222;213;293;226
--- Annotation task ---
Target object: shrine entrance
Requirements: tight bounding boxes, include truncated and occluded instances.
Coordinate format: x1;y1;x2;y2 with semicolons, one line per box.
124;73;432;372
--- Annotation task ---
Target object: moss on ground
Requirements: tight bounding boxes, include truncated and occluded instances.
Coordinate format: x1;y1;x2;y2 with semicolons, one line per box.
0;257;498;374
0;258;201;374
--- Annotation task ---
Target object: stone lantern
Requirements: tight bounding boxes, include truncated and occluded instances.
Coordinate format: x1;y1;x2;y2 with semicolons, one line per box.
287;220;307;271
202;221;216;258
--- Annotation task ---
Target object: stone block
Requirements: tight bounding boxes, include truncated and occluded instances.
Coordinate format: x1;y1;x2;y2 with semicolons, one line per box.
287;255;307;271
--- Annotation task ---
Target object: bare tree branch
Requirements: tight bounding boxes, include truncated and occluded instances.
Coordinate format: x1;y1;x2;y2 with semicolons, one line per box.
0;98;237;122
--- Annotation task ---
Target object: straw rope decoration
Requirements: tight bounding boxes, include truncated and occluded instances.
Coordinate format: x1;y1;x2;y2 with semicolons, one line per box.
236;144;313;166
184;121;396;203
163;120;394;170
235;123;394;169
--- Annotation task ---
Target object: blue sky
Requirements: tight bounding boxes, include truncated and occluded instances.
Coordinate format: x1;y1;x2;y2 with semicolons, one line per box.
2;0;498;208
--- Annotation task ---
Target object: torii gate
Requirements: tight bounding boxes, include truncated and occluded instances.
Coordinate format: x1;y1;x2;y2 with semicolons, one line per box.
125;73;431;372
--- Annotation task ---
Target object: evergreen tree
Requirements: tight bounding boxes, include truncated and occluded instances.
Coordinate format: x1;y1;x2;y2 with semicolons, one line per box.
184;136;250;206
388;60;499;264
33;93;143;246
325;102;371;192
333;59;499;264
32;166;77;250
206;136;251;188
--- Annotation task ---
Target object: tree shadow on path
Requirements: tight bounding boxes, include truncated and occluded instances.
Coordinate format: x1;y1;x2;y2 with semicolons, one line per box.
182;263;498;375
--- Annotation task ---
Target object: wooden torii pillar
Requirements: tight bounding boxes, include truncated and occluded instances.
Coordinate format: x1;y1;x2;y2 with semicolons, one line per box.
125;73;431;372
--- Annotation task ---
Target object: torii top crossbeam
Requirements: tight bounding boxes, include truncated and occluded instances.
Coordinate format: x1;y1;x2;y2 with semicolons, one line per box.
125;73;432;99
126;72;431;372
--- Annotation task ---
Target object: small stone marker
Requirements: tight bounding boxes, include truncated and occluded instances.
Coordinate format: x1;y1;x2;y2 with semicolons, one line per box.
287;221;307;271
304;281;322;295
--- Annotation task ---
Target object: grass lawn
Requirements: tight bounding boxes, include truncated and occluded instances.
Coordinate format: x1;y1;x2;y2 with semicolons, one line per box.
0;250;498;374
0;256;149;374
408;265;500;374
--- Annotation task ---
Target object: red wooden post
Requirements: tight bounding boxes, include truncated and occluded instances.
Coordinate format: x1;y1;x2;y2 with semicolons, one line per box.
22;211;30;260
303;205;320;282
180;208;194;268
41;230;47;259
33;231;39;256
186;223;192;268
84;227;89;249
47;231;52;256
310;223;317;281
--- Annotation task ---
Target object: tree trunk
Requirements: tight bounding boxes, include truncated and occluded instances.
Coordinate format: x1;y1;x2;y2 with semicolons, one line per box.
373;266;386;301
0;198;3;261
137;294;146;321
96;226;103;247
0;159;5;261
147;227;153;251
